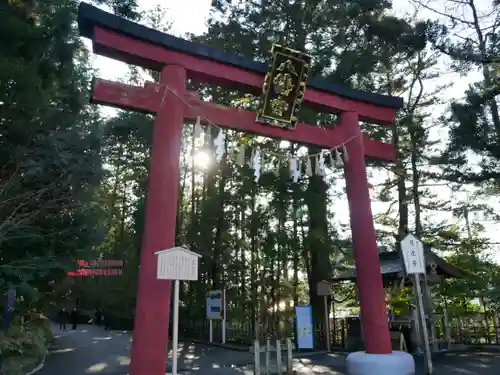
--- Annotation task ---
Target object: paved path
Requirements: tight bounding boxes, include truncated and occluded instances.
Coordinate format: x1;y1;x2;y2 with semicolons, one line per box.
426;350;500;375
38;324;500;375
38;324;132;375
38;324;277;374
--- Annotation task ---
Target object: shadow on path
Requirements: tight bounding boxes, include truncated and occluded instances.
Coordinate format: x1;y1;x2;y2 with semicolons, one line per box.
38;324;131;375
428;350;500;375
37;323;500;375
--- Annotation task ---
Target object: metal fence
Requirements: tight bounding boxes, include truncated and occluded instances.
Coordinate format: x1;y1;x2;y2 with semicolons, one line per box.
178;317;347;349
179;313;500;351
252;338;294;375
435;313;500;346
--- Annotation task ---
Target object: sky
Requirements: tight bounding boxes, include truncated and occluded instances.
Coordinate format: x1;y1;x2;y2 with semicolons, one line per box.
85;0;499;258
85;0;211;81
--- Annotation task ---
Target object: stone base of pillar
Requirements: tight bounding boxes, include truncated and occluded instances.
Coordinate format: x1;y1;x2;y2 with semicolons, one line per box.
346;351;415;375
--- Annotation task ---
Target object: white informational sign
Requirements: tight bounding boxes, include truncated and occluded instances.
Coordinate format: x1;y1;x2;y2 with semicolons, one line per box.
154;246;201;375
155;246;201;281
401;233;426;275
206;290;225;320
295;306;314;349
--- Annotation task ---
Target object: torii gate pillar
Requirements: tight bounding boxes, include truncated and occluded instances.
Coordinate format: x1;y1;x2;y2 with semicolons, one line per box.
342;111;415;375
129;65;186;375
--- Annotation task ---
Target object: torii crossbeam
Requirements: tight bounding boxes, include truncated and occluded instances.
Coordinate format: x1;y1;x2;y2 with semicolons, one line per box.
78;3;413;375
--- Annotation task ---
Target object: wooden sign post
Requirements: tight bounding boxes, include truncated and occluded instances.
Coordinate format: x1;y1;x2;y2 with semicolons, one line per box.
401;234;433;374
317;280;331;352
155;247;201;375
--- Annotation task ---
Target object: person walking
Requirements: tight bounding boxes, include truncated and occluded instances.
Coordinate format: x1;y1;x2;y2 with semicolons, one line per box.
70;307;78;330
58;307;68;330
103;311;110;332
94;308;103;326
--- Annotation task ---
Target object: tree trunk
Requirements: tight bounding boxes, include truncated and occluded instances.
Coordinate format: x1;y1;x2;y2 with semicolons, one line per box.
305;174;331;340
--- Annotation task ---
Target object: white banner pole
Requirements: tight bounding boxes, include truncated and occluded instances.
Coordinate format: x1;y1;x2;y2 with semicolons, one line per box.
222;289;226;344
415;273;433;374
172;279;180;375
209;319;213;343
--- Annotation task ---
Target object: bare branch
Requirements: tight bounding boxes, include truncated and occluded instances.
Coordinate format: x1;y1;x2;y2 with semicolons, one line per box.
409;0;476;26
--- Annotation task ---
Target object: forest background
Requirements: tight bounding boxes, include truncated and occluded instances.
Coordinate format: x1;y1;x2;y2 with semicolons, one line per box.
1;0;500;341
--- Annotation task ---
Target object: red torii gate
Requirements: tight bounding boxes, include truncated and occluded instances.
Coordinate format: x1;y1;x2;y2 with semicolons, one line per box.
78;4;413;375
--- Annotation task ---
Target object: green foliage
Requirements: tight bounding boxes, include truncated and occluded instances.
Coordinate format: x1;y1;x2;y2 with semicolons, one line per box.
91;0;141;19
0;0;151;313
0;317;53;375
3;0;494;345
389;287;413;317
438;232;500;315
192;0;429;331
402;0;500;320
64;1;439;340
420;1;500;187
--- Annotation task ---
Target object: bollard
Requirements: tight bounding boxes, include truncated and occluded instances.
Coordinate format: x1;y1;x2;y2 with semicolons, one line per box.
265;339;271;375
443;311;451;349
286;338;293;375
254;340;260;375
276;340;282;375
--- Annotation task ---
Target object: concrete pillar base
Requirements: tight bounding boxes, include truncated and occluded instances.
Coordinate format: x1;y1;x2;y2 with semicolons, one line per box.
346;351;415;375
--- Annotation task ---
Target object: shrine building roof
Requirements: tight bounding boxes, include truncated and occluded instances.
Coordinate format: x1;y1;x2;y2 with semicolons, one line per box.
333;249;463;282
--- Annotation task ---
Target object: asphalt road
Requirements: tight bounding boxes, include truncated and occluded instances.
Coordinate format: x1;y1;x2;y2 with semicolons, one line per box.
425;350;500;375
38;324;500;375
38;324;131;375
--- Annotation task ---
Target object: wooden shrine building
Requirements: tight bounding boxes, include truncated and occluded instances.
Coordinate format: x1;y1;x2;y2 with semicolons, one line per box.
333;248;462;353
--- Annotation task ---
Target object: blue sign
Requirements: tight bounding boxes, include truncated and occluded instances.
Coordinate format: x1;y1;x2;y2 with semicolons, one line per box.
206;290;225;320
3;287;16;331
295;305;314;349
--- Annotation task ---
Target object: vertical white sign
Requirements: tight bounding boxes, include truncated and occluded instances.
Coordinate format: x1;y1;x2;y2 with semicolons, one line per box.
401;234;425;274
